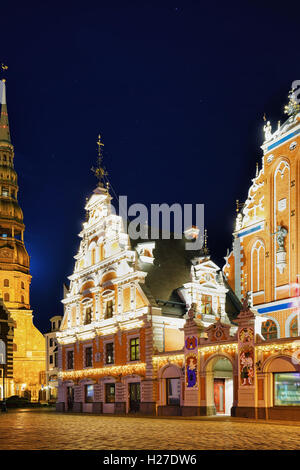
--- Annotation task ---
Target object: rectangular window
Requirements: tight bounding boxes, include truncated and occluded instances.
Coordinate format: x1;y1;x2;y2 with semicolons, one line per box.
130;338;140;361
201;295;212;314
54;352;58;368
85;346;93;367
105;300;113;319
49;355;53;364
85;307;92;325
274;372;300;406
105;343;114;364
67;350;74;370
105;383;115;403
49;338;53;347
166;378;181;406
85;384;94;403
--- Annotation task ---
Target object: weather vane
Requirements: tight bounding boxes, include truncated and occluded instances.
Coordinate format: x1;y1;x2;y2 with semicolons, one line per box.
1;63;8;80
91;134;108;188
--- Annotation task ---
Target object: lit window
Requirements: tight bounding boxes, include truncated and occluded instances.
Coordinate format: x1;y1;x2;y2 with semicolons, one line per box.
105;343;114;364
85;346;93;367
85;307;92;325
67;350;74;369
130;338;140;361
85;384;94;403
201;295;212;314
105;383;115;403
261;320;277;340
105;300;113;319
274;372;300;406
290;316;298;338
166;378;181;406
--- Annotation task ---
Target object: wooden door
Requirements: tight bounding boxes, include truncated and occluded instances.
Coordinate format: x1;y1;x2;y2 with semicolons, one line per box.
214;379;225;413
67;386;74;411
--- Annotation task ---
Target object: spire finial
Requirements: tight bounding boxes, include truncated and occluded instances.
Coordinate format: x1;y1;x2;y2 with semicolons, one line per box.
256;162;259;177
0;72;11;144
91;134;108;188
1;63;8;79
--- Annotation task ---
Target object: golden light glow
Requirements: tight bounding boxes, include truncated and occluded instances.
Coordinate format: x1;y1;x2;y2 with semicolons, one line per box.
59;362;146;380
152;354;184;368
200;343;238;354
256;342;299;353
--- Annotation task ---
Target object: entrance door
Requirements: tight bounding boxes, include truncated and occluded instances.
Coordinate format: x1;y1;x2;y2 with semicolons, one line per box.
129;383;140;412
214;379;225;414
67;386;74;411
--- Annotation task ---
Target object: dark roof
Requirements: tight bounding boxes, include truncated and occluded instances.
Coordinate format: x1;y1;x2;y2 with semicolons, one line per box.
131;230;241;319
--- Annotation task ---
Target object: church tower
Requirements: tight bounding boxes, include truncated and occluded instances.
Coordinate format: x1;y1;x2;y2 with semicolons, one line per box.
0;79;45;401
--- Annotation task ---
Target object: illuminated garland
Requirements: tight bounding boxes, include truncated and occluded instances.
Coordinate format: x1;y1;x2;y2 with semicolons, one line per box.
256;342;300;353
59;362;146;380
152;354;184;368
200;343;238;354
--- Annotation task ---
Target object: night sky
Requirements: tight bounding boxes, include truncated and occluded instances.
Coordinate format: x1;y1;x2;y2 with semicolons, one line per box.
1;1;300;332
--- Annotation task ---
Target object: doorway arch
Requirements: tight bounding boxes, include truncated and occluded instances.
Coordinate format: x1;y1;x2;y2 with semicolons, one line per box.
205;354;234;415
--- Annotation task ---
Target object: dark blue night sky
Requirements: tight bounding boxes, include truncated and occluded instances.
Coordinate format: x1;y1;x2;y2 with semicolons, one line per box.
1;1;300;332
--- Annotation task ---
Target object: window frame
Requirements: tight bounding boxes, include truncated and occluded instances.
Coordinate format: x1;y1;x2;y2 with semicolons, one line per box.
105;383;115;403
84;346;93;368
105;342;114;365
85;384;94;403
130;337;140;361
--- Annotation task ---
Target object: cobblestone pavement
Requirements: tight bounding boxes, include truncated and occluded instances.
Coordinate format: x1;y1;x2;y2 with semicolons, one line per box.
0;409;300;450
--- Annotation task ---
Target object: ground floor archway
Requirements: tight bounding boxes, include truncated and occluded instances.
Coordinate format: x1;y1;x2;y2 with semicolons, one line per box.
205;355;234;416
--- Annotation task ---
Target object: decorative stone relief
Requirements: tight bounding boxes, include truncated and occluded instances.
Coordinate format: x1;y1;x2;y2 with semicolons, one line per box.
276;225;288;274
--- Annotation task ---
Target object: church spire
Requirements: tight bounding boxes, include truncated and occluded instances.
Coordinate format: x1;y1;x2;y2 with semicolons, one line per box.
91;134;108;189
0;79;11;144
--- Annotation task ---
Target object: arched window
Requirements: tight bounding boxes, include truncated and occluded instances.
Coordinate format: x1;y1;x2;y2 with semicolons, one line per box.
4;279;9;287
290;316;298;337
251;240;265;293
261;319;278;340
21;281;24;289
4;293;9;302
84;307;92;325
104;300;113;319
91;248;95;265
21;295;24;303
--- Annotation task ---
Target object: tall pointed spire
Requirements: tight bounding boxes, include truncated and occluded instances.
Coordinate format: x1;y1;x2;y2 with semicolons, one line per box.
0;79;11;144
91;134;108;189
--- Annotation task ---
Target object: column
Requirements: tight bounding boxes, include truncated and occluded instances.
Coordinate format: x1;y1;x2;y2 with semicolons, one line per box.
233;300;256;418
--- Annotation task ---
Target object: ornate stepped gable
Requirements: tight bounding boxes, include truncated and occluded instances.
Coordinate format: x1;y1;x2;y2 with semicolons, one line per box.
223;88;300;340
59;183;150;336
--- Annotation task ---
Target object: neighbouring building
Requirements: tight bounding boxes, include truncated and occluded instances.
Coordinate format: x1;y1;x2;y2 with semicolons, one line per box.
44;315;62;402
0;297;14;400
0;79;46;401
